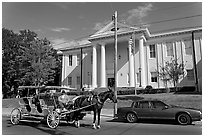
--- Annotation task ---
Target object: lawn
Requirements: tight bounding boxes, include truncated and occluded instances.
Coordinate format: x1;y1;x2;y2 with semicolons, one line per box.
2;93;202;112
104;93;202;111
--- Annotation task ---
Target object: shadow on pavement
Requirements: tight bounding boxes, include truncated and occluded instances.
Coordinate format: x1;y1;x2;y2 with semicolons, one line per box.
6;118;74;135
5;116;96;135
106;118;196;126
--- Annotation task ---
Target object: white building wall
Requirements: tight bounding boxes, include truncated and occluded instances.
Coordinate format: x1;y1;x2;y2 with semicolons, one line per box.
61;29;202;90
157;43;164;88
148;46;157;88
106;42;114;81
117;41;129;87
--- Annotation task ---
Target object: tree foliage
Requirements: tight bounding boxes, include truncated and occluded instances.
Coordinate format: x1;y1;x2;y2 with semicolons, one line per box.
158;58;185;91
2;28;61;98
2;28;22;98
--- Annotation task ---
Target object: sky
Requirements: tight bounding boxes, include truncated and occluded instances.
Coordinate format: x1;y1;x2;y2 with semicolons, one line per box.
2;1;202;49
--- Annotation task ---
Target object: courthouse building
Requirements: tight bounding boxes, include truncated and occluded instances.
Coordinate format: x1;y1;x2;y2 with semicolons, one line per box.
57;21;202;91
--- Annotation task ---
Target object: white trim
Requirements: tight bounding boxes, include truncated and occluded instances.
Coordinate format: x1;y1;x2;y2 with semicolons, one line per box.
150;27;202;38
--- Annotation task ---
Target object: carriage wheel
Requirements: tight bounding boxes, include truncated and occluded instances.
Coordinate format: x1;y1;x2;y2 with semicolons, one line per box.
10;108;21;125
47;111;60;129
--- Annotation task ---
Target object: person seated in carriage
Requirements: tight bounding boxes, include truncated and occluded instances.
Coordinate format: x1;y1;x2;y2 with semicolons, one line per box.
58;90;73;111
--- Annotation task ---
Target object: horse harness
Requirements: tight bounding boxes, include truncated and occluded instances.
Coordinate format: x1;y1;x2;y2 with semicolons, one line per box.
87;94;104;106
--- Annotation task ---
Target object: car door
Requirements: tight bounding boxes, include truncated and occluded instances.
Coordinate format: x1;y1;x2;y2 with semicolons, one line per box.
136;101;151;119
149;101;174;119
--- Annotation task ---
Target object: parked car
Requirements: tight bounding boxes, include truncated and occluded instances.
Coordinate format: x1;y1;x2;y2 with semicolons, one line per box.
116;99;202;125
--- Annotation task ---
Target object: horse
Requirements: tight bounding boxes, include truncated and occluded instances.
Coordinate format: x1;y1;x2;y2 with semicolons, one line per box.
73;88;117;129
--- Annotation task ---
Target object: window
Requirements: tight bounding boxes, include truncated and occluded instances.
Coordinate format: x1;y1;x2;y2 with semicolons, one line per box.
187;69;194;80
151;101;167;109
166;42;174;56
139;101;149;108
184;40;192;55
68;55;73;66
68;77;72;86
77;54;80;66
149;44;156;58
77;76;80;85
151;72;158;82
133;102;140;108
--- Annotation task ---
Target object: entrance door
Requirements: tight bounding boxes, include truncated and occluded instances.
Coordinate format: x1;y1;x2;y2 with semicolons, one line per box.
108;78;115;87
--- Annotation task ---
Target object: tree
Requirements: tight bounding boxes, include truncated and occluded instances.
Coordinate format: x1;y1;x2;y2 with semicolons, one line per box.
2;28;60;98
158;58;185;92
2;28;22;98
18;38;57;87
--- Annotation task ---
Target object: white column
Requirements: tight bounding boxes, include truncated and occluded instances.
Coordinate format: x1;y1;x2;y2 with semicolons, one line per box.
101;43;106;87
61;55;65;86
92;45;97;88
139;36;146;87
128;38;135;87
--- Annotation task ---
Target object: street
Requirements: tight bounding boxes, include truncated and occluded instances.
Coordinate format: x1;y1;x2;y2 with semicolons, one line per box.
2;114;202;135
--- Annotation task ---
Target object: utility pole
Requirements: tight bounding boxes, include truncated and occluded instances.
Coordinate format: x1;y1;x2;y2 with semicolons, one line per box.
132;33;137;95
191;31;199;92
113;11;118;117
80;48;83;89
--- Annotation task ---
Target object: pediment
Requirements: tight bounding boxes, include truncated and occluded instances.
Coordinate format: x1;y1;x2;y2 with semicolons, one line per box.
90;21;139;39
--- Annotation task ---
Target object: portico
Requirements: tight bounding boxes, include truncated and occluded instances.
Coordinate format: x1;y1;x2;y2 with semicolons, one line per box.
89;25;148;88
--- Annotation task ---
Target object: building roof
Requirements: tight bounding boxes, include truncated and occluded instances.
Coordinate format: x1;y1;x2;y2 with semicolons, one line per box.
89;21;140;41
56;38;91;51
150;26;202;39
56;21;202;52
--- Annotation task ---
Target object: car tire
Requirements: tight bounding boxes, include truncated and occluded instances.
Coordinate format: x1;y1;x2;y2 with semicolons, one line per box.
126;112;138;123
177;113;191;125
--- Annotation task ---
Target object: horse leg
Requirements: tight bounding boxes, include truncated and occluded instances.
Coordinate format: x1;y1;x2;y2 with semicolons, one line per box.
92;110;97;129
75;120;80;128
97;109;101;129
74;112;80;128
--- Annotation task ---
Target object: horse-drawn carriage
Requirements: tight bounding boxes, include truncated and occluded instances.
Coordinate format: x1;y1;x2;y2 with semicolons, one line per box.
10;86;117;129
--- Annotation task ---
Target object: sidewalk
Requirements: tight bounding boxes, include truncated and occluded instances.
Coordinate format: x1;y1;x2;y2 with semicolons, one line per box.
2;108;13;117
